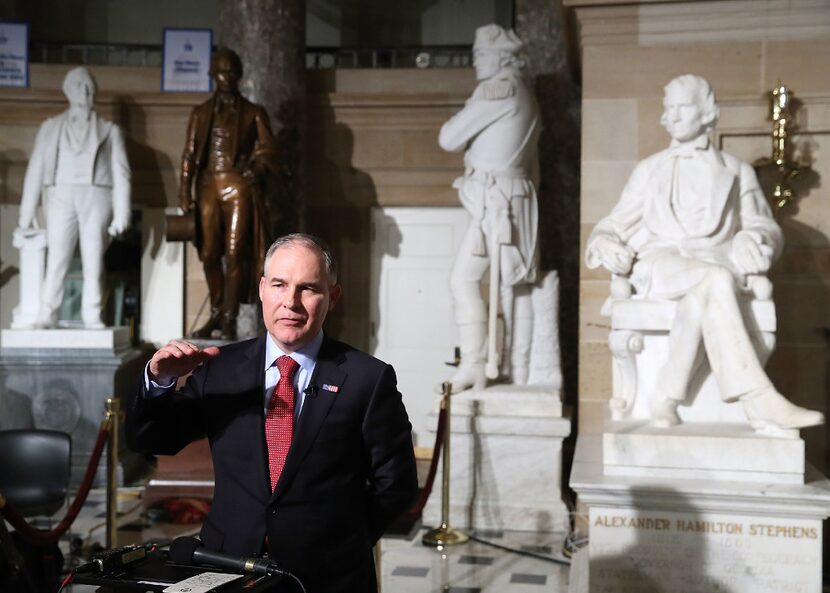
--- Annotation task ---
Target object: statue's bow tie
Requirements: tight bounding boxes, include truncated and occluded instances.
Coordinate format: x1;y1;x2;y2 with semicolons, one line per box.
670;136;709;158
670;145;702;158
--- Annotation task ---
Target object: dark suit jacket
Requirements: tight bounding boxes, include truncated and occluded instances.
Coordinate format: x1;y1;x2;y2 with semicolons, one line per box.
126;335;418;593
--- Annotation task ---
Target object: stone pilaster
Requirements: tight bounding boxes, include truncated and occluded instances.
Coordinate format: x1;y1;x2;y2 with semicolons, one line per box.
218;0;306;233
515;0;581;407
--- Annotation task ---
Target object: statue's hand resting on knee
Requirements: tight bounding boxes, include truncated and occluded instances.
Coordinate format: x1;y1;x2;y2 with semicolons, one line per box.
590;235;635;276
731;231;774;276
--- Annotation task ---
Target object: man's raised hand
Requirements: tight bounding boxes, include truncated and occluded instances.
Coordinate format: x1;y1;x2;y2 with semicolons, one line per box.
148;340;220;385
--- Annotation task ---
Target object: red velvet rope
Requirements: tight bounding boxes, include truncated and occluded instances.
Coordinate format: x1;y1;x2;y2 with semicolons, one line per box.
407;404;447;515
0;421;111;545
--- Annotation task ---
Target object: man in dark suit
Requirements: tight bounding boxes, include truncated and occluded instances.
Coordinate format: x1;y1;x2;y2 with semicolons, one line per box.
180;47;279;340
127;233;418;593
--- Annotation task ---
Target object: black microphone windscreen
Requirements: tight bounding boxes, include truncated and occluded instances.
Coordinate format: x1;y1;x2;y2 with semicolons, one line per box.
169;537;202;564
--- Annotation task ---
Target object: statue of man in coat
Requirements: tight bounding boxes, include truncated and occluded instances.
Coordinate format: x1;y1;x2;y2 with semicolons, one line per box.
179;47;279;341
585;74;822;431
438;25;540;392
17;66;131;329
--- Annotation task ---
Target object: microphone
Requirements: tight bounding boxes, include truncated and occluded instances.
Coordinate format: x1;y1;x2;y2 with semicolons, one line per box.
169;537;284;577
303;385;318;398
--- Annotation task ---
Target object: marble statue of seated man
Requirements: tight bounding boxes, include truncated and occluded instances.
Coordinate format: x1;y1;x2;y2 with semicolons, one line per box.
585;74;823;431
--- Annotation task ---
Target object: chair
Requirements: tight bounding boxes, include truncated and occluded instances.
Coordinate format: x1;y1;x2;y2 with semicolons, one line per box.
604;274;776;424
0;430;71;517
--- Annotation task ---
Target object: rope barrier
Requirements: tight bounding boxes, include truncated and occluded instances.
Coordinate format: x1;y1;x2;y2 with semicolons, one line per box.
407;404;447;515
0;416;112;545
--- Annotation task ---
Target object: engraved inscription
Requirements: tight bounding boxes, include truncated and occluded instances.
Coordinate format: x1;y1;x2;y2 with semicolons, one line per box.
589;508;821;593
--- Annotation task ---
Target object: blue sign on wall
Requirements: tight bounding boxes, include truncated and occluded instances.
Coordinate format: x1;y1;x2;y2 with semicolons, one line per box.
162;28;212;92
0;23;28;88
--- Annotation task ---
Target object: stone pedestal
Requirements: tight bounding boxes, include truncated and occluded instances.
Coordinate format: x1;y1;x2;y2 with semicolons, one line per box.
423;384;571;532
0;327;144;486
10;227;47;329
571;435;830;592
604;420;805;484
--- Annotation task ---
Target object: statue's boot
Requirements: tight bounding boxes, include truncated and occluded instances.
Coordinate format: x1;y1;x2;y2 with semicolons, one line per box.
650;397;681;428
191;307;222;339
444;322;487;394
511;364;529;385
742;387;824;430
83;308;105;330
220;269;240;342
32;308;58;330
220;312;237;342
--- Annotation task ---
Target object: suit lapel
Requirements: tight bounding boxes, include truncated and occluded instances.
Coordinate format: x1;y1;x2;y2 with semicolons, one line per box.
701;155;737;234
270;337;347;503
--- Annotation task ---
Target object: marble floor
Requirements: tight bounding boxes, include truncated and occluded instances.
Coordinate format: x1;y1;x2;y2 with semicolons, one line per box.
380;526;573;593
21;487;578;592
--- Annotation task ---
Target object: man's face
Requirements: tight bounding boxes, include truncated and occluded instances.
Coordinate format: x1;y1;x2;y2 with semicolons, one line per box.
662;85;707;143
259;243;341;353
473;49;501;81
67;79;95;111
211;56;240;94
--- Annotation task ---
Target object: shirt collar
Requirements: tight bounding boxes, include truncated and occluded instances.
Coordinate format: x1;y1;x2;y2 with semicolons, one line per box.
264;330;324;374
669;134;710;155
214;93;237;110
67;107;93;125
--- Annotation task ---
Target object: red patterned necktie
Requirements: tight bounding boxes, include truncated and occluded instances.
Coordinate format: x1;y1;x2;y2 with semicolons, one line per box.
265;355;299;492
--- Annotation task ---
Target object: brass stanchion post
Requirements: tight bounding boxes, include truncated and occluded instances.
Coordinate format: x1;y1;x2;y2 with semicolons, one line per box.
422;382;468;547
105;398;120;549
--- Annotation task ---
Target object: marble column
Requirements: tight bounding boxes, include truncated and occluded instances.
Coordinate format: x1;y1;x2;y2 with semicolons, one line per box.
218;0;306;233
515;0;581;407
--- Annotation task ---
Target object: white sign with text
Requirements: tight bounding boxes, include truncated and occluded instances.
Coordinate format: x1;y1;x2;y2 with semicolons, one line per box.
0;23;28;88
162;28;212;93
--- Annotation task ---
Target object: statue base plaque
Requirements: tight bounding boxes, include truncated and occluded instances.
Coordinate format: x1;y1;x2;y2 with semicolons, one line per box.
423;384;571;532
571;435;830;593
0;327;145;486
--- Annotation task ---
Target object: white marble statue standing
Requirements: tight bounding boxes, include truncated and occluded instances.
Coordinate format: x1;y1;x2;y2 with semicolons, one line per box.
17;67;131;329
439;24;541;392
585;74;822;431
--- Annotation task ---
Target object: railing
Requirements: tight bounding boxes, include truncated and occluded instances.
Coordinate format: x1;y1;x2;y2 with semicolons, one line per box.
29;41;472;69
30;42;163;67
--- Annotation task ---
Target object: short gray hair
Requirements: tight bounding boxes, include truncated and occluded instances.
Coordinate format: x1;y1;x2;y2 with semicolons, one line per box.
263;233;338;284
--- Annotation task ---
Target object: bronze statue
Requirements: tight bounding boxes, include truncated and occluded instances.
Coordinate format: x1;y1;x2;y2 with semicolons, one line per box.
179;47;279;340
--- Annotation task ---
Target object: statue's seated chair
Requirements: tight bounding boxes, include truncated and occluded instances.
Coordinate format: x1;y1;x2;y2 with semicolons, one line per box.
604;273;776;424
